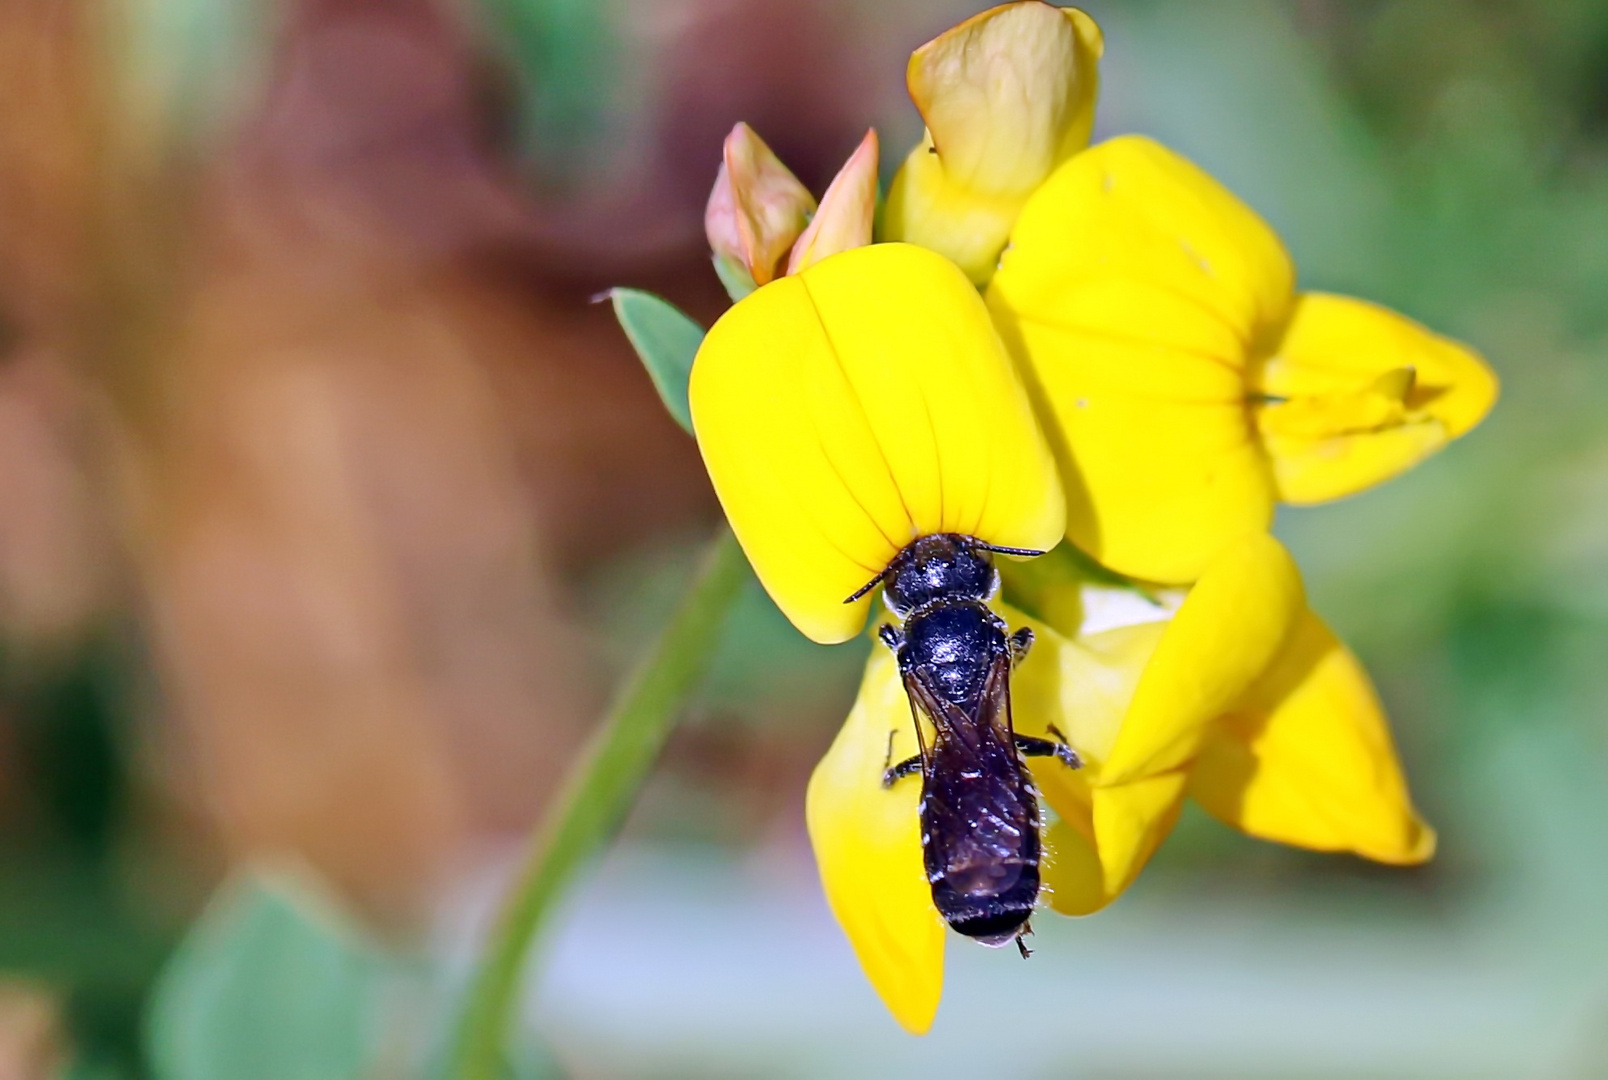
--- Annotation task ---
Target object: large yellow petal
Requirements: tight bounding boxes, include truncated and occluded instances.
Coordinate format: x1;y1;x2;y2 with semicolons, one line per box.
1255;292;1500;503
882;4;1102;283
806;646;944;1034
1190;612;1435;863
1011;539;1300;901
989;136;1294;582
691;243;1064;643
1100;533;1304;785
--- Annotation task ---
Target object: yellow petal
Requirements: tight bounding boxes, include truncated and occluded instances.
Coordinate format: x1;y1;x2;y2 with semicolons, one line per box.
690;243;1064;643
882;4;1102;284
1037;766;1191;915
1039;817;1107;917
1009;609;1165;768
1090;771;1189;896
1190;612;1435;863
1011;540;1300;901
705;123;815;287
1008;605;1173;911
1101;533;1305;784
1255;292;1500;503
806;646;944;1034
786;129;879;275
988;136;1293;582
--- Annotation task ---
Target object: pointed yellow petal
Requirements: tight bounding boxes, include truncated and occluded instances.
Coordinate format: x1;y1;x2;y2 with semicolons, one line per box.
1008;604;1176;910
882;4;1102;283
705;123;816;286
1040;815;1108;916
1091;771;1189;896
786;130;879;275
1010;540;1298;903
1101;533;1305;785
806;647;944;1034
1190;612;1435;863
988;136;1293;582
690;243;1064;643
1033;741;1190;913
1255;292;1500;504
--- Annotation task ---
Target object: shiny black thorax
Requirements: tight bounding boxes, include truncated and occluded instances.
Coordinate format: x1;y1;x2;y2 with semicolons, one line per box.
878;535;1044;947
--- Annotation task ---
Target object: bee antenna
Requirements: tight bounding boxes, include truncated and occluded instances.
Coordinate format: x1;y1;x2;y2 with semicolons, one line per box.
972;542;1047;558
843;568;889;604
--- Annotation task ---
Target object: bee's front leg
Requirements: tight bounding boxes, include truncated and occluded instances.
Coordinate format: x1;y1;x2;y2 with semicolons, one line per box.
878;623;903;653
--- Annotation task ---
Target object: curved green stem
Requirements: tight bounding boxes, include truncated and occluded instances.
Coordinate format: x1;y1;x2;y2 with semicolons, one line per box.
451;525;747;1080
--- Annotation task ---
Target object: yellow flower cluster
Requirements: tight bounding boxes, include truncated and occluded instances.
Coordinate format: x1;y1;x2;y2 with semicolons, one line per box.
688;1;1496;1035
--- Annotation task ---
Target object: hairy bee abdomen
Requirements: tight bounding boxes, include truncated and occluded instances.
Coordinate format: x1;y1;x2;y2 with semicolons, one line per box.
931;863;1041;947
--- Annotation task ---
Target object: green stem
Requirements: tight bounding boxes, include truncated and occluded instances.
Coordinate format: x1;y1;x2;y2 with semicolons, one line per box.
451;525;747;1080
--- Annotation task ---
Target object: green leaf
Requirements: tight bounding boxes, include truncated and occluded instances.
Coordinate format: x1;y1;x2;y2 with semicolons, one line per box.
146;867;385;1080
610;289;704;435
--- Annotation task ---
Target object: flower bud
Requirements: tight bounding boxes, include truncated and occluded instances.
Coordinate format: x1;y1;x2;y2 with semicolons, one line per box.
785;129;879;276
705;123;816;289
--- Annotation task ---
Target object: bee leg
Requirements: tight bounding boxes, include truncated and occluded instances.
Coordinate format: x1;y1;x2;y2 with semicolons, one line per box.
882;755;923;788
1015;922;1034;960
1008;626;1034;666
1015;734;1083;770
878;623;903;653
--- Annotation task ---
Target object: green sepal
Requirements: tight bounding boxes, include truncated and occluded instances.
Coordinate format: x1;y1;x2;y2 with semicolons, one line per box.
609;288;705;435
712;254;757;302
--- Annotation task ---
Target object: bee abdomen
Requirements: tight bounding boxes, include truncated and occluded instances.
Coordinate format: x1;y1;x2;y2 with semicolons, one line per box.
931;863;1041;947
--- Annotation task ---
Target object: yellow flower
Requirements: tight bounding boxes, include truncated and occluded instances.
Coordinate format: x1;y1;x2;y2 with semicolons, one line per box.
688;242;1063;644
882;2;1103;285
808;534;1433;1032
987;136;1499;583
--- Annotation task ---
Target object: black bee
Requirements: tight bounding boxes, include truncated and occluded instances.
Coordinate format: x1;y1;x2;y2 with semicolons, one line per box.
847;534;1081;958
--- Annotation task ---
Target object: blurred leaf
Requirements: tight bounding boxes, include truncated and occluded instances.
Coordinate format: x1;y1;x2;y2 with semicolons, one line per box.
119;0;272;149
610;289;703;435
146;867;384;1080
472;0;620;181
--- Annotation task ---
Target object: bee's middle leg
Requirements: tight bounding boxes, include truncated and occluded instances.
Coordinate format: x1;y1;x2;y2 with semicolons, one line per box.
1015;733;1082;769
882;756;923;788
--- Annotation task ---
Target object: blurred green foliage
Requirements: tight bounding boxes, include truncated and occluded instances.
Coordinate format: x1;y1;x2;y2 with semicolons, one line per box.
0;636;173;1079
146;872;388;1080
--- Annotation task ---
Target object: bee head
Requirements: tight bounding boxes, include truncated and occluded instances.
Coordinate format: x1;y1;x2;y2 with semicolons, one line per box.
880;534;997;617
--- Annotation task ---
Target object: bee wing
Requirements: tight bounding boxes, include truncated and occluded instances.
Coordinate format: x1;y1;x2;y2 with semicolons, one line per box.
901;650;1015;750
906;653;1039;883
